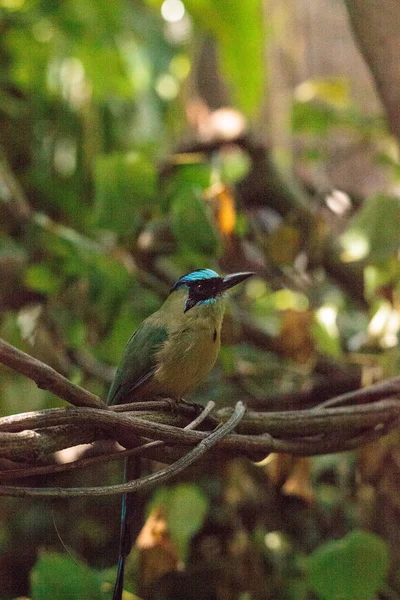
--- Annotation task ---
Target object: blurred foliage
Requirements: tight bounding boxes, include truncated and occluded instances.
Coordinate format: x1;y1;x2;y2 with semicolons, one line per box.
148;483;209;561
308;530;389;600
31;551;103;600
1;0;400;598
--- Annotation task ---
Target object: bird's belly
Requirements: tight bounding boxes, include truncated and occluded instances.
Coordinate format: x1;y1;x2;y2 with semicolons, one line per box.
153;325;220;398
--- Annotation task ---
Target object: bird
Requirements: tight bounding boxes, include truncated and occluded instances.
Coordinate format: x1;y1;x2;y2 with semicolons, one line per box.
107;268;254;600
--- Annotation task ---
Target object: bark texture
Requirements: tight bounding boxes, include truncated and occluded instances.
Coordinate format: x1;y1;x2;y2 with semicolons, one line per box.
346;0;400;142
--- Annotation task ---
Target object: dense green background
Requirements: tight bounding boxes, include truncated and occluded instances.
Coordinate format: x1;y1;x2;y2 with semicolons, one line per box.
1;0;400;598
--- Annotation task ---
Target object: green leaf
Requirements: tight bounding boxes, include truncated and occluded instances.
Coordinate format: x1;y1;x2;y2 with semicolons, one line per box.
220;147;251;183
150;484;209;560
93;152;157;235
148;0;264;115
213;0;265;116
31;551;101;600
24;263;61;295
196;0;265;115
5;29;50;92
308;530;389;600
65;319;87;348
295;77;351;109
341;194;400;265
164;163;212;205
364;260;400;297
171;188;220;258
77;41;134;99
312;320;342;359
293;101;338;135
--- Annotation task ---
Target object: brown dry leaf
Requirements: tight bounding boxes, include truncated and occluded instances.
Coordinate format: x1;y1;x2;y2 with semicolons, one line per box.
265;453;296;490
265;454;314;502
136;506;179;596
282;457;314;503
275;308;314;363
357;439;389;482
357;432;400;511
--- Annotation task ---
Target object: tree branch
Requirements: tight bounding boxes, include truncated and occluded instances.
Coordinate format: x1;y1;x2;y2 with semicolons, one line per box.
0;401;246;498
0;338;399;497
0;338;106;409
0;393;398;468
0;401;217;480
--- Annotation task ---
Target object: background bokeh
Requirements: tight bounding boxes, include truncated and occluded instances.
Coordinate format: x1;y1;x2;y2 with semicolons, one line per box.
1;0;400;598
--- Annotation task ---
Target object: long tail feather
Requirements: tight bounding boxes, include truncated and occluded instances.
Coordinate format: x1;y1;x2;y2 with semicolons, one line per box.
112;456;141;600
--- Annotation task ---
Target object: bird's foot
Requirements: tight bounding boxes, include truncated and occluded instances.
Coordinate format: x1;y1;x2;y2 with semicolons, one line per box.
166;398;179;414
179;398;203;416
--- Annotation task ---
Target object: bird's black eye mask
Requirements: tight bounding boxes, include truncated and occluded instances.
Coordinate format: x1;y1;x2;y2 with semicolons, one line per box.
172;277;223;313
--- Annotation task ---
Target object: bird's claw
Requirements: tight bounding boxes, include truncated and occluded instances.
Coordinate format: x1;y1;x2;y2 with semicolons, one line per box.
180;398;203;415
167;398;179;414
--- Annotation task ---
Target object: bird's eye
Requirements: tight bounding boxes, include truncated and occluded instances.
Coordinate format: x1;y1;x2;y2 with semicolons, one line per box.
195;283;203;292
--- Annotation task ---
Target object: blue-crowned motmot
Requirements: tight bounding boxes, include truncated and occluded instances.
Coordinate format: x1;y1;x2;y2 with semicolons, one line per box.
107;268;253;599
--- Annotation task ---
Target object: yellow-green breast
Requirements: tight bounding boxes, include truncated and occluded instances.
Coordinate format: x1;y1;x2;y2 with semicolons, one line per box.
145;290;225;399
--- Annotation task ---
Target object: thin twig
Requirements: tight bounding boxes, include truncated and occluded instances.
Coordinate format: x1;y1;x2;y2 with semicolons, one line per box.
183;401;216;429
0;401;245;498
113;400;180;412
313;377;400;410
0;446;132;480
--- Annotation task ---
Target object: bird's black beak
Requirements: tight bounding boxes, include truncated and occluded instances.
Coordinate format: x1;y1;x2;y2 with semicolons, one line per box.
221;271;254;292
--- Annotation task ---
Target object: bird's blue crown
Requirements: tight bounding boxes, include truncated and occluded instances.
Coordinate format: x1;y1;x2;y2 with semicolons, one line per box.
172;269;219;289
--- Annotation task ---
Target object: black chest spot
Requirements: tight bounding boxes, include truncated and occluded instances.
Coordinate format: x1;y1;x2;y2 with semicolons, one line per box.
213;328;217;342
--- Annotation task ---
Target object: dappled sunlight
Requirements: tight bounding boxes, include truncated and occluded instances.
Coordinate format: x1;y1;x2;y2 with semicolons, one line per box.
161;0;185;23
273;289;309;312
316;305;338;338
325;189;351;215
368;302;400;348
340;230;370;262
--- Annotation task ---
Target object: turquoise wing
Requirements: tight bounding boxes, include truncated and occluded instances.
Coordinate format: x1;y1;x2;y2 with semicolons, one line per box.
107;322;168;406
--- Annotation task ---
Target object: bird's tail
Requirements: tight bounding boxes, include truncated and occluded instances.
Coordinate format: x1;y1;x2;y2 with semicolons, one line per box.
112;456;141;600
